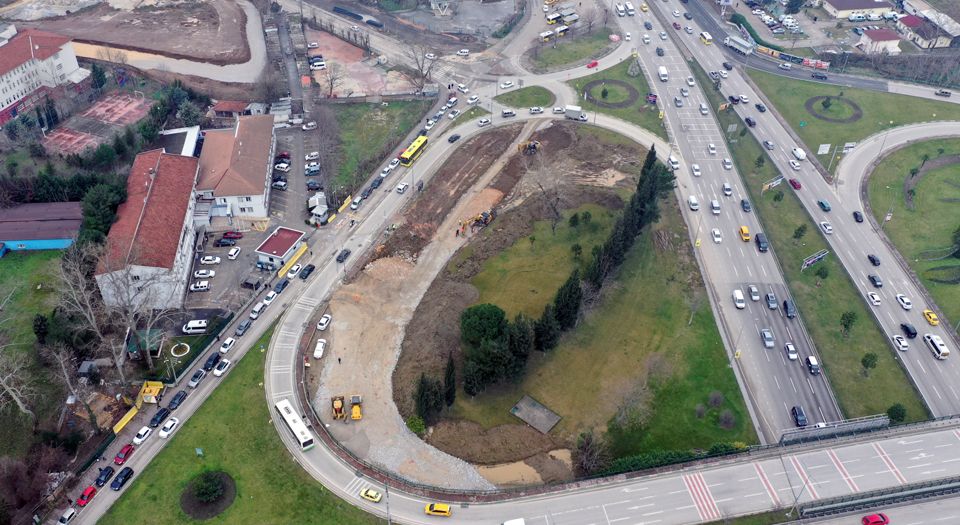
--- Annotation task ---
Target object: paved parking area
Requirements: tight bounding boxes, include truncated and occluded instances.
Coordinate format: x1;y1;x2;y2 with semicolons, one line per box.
184;234;271;312
272;128;312;224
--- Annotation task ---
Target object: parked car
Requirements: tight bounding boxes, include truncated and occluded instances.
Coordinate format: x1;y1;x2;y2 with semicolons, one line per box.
167;390;188;410
219;337;236;354
228;247;241;260
299;264;316;280
203;352;222;372
336;249;351;263
222;231;243;239
274;278;290;294
95;466;115;487
187;369;206;388
149;407;170;428
110;467;134;491
317;314;332;331
132;426;152;445
193;269;215;279
214;238;236;247
235;319;252;337
199;256;220;265
114;444;135;465
77;486;97;507
159;417;180;438
286;264;302;279
213;359;232;377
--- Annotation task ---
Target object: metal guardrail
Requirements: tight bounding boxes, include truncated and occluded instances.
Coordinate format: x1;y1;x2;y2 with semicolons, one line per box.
800;474;960;518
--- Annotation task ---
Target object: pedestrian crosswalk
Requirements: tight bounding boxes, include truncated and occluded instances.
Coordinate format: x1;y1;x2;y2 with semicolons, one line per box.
343;476;380;499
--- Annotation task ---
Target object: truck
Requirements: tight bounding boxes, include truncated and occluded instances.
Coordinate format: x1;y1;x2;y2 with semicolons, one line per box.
332;396;345;420
723;36;754;55
308;192;329;225
657;66;669;82
564;105;586;120
350;394;363;420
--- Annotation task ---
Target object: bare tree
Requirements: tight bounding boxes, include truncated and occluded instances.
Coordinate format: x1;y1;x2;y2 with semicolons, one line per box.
581;8;599;34
0;350;37;422
602;7;610;27
96;47;129;66
254;70;284;102
44;344;102;434
400;43;440;93
313;104;340;175
322;64;346;98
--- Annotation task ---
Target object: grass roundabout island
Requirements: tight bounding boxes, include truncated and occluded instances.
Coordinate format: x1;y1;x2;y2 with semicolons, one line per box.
180;470;237;520
582;79;639;109
804;95;863;123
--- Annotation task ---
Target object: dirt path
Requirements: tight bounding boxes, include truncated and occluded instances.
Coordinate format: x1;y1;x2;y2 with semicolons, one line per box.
313;122;540;489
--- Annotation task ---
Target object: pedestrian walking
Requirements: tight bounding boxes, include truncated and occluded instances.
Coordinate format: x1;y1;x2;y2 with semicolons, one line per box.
338;357;342;364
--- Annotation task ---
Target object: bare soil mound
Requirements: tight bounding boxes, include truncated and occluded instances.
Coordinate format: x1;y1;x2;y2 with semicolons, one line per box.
180;471;236;520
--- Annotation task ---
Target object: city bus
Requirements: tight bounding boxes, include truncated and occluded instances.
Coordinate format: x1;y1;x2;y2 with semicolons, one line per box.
555;25;569;37
699;31;713;45
399;135;429;167
274;399;315;451
539;30;554;42
546;12;562;24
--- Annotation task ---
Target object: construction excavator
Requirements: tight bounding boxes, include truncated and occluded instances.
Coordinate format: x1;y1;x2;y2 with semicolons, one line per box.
518;140;541;155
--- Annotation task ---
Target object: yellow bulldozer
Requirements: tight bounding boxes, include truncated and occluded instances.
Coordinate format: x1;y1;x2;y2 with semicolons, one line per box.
332;396;345;420
518;140;541;155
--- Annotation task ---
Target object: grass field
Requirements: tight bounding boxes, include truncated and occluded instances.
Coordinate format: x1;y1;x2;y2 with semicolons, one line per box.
451;105;489;127
694;64;928;422
451;202;756;455
568;59;667;140
748;69;960;172
333;100;432;191
100;325;382;525
529;27;613;71
706;510;791;525
867;138;960;327
0;251;65;457
494;86;556;109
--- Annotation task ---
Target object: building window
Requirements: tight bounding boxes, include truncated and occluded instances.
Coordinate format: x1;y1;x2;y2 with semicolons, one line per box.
132;275;141;281
240;207;253;213
243;196;252;202
56;64;63;70
17;244;26;249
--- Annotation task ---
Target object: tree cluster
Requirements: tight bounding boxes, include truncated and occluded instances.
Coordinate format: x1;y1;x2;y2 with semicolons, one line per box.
459;304;535;396
0;444;70;524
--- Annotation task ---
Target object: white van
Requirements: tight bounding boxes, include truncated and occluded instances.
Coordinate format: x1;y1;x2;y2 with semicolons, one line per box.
733;289;745;309
687;195;700;211
925;334;950;359
501;108;517;118
848;13;866;22
867;13;882;21
667;155;680;171
710;199;721;215
503;520;526;525
182;319;209;335
350;196;362;210
58;508;77;524
250;301;266;320
699;102;709;115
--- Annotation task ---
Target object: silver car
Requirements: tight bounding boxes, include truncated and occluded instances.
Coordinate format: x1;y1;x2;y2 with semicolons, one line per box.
760;329;775;348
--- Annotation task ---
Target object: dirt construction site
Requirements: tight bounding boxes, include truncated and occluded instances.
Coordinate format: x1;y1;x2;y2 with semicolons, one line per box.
302;120;645;487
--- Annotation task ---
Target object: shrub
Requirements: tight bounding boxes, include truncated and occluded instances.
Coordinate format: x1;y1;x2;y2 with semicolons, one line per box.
193;471;225;503
406;415;426;435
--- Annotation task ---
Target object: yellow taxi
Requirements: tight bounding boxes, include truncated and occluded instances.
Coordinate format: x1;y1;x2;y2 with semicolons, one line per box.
424;503;452;517
640;2;648;11
360;488;382;503
923;309;940;326
739;225;751;242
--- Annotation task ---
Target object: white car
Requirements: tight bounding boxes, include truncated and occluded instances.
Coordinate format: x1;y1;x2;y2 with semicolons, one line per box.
389;158;400;170
867;291;881;306
467;95;480;105
274;163;291;172
625;32;632;41
158;417;180;439
302;122;317;131
740;95;750;103
499;80;514;89
456;49;470;56
305;151;320;161
317;314;332;331
896;294;913;310
287;264;302;278
200;256;220;265
711;228;722;243
708;143;717;155
380;166;393;177
672;9;680;17
263;291;277;306
424;53;436;60
425;119;436;130
722;158;733;170
349;25;361;31
892;334;909;351
457;83;469;93
190;280;210;293
722;183;733;196
760;328;775;348
686;76;695;87
227;247;241;260
396;183;409;193
305;161;320;171
477;118;491;127
684;26;693;34
219;337;236;354
193;269;215;279
691;164;701;177
819;221;833;235
642;34;650;44
718;69;728;79
307;42;319;49
529;106;544;114
552;106;565;114
448;109;461;119
213;358;231;377
133;426;152;445
659;31;668;40
784;343;798;361
789;160;801;171
313;339;327;359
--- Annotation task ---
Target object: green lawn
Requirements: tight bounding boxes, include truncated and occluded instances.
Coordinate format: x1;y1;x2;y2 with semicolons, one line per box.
694;63;928;422
451;105;489;128
451;203;756;455
529;27;613;72
494;86;556;109
867;138;960;327
332;100;432;191
748;69;960;172
0;251;65;457
100;325;382;525
706;510;792;525
568;59;667;140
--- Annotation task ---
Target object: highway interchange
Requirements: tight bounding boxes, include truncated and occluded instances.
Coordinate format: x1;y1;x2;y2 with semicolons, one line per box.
75;0;960;523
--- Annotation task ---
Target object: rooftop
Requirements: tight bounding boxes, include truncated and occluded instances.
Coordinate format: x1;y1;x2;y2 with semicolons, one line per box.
255;227;305;257
898;14;924;27
914;17;949;39
0;28;71;78
100;149;198;272
0;202;81;241
825;0;892;9
863;28;901;41
212;100;250;114
197;115;274;197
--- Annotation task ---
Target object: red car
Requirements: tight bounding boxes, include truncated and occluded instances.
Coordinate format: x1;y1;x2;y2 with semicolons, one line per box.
586;60;599;69
789;178;801;190
77;486;97;507
275;151;291;159
862;514;889;525
673;22;682;30
114;444;135;465
221;231;243;239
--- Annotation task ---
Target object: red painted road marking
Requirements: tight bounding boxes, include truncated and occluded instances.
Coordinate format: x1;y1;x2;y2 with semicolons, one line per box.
682;473;721;521
953;429;960;442
873;442;907;484
827;449;859;493
789;456;820;500
754;463;781;506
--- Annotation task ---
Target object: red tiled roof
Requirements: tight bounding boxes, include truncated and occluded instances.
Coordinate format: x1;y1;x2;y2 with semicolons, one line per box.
255;227;304;257
101;149;198;272
863;28;901;41
212;100;249;113
197;115;274;197
0;28;71;78
898;15;924;27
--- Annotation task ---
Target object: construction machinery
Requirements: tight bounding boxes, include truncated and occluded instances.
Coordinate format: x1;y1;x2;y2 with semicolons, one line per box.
518;140;541;155
332;396;345;420
350;395;363;420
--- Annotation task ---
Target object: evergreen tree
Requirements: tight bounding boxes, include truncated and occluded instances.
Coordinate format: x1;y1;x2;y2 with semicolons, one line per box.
443;353;456;406
553;269;583;330
463;359;483;396
641;145;657;175
507;314;534;379
534;304;561;351
460;304;508;348
91;63;107;90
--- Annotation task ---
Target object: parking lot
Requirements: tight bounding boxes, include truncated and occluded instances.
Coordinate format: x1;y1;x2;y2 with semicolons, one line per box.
736;2;903;51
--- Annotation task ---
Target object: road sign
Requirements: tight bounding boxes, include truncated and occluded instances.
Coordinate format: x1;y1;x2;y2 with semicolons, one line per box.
801;249;830;271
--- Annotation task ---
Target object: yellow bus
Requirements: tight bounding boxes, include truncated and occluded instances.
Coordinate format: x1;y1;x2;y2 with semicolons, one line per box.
399;135;428;167
539;30;554;42
699;32;713;45
555;24;569;37
546;13;562;24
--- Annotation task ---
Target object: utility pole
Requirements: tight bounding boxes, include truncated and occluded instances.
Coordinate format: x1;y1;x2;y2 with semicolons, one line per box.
385;483;392;525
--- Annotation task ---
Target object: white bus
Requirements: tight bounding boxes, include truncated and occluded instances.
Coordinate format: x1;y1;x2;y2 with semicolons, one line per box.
274;399;316;451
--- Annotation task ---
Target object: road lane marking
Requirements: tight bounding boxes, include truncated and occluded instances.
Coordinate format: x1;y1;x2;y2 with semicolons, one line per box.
754;463;782;506
827;449;859;493
874;442;908;484
682;473;721;521
789;455;820;500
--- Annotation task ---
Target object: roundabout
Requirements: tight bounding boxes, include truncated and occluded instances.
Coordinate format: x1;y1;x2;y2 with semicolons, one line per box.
581;79;639;109
804;95;863;124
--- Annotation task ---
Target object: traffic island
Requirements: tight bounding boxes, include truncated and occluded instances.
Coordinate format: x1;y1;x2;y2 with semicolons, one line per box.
180;470;236;520
804;96;863;124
